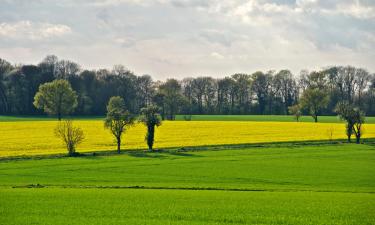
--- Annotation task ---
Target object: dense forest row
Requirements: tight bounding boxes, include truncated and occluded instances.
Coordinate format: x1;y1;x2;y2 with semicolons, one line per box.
0;55;374;118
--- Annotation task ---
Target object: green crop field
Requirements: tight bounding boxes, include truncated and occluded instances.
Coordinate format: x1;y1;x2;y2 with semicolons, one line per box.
1;143;375;224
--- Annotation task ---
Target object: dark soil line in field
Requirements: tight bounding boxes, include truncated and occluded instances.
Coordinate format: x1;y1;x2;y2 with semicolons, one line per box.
2;139;375;162
6;184;375;194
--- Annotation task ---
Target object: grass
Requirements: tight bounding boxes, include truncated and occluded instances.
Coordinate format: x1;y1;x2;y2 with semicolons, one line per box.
1;120;375;157
0;143;374;224
175;114;375;123
0;115;104;122
1;144;374;191
1;116;374;224
1;188;374;225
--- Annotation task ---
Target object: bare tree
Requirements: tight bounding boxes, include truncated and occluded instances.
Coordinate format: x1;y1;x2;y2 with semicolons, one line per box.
55;120;84;156
355;68;371;108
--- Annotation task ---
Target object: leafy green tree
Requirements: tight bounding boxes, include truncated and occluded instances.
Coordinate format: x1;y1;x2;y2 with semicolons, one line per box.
335;102;365;143
55;120;84;156
139;105;162;151
104;96;135;154
33;79;78;120
335;102;355;142
300;88;329;122
288;104;302;122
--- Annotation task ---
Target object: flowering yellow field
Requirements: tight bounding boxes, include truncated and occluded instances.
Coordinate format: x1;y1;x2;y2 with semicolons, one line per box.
0;121;374;157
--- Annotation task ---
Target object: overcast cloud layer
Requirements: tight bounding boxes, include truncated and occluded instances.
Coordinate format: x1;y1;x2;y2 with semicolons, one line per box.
0;0;374;79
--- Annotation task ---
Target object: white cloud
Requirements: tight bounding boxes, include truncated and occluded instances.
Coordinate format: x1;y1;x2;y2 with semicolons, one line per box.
336;1;375;19
0;0;374;77
0;21;72;40
210;52;225;59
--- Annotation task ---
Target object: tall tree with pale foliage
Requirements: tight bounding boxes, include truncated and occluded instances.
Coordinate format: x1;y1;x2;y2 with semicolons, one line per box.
33;79;78;120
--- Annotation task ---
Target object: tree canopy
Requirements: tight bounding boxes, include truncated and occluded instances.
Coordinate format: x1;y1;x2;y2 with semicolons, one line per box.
139;105;162;151
0;55;373;118
33;79;77;120
104;96;135;153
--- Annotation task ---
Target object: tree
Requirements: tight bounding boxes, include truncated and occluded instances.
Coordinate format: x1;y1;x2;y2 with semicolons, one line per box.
157;79;186;120
104;96;135;154
355;68;371;108
139;105;162;151
191;77;216;114
352;108;365;144
274;70;298;114
232;74;251;114
33;79;78;120
252;71;272;114
0;58;13;114
217;77;235;114
288;104;302;122
300;88;329;122
335;102;365;143
55;120;84;156
136;74;154;110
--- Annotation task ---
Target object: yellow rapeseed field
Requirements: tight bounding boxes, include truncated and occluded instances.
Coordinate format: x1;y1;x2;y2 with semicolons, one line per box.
0;121;374;157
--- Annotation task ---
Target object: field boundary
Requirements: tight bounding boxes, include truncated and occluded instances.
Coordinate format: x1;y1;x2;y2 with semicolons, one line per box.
1;138;374;161
4;184;375;194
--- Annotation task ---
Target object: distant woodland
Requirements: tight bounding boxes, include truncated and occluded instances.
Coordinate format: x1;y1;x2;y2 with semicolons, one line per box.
0;55;374;118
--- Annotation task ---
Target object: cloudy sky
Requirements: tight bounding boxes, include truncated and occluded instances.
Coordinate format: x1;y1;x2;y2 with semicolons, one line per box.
0;0;374;79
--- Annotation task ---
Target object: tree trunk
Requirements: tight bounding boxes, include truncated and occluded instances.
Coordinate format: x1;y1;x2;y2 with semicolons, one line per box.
117;137;121;154
147;125;154;151
347;124;353;143
58;112;62;121
0;86;8;113
356;136;360;144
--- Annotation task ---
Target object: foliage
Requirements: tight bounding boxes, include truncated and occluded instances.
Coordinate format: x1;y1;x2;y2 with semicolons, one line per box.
352;109;365;144
288;104;302;122
104;96;135;153
33;79;77;120
1;56;375;117
156;79;187;120
54;120;84;156
139;105;162;150
335;102;366;143
300;88;329;122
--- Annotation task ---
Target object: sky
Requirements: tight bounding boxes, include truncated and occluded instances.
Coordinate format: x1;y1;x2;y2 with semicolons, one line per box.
0;0;374;79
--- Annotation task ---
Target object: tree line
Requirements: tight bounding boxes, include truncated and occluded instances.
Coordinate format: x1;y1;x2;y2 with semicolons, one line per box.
1;55;374;119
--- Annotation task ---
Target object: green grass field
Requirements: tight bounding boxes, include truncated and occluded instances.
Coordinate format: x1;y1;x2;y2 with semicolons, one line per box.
0;115;104;122
1;143;375;224
1;189;373;225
